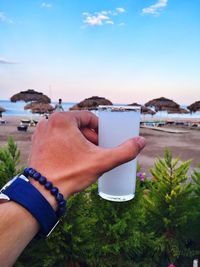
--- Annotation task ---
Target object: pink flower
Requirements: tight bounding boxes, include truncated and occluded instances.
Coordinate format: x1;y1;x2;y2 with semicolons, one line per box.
168;264;175;267
137;172;146;182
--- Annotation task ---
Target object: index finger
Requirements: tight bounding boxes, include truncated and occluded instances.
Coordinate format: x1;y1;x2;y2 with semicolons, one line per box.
72;111;98;133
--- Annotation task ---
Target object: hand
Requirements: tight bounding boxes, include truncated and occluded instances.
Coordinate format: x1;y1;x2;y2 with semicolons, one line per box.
29;111;145;201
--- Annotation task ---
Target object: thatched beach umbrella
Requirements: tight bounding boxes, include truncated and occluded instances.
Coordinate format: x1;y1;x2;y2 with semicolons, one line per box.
0;106;6;113
168;108;189;114
144;96;186;113
0;106;6;117
128;102;156;115
145;97;180;111
10;89;51;103
24;102;54;114
70;96;113;111
187;101;200;113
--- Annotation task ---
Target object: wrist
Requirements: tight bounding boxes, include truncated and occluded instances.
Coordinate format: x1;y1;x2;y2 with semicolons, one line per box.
0;168;67;238
23;167;67;219
29;179;57;211
28;164;72;199
0;174;60;237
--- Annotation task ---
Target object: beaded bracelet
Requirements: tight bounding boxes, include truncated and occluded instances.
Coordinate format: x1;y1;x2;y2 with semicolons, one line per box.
23;167;67;218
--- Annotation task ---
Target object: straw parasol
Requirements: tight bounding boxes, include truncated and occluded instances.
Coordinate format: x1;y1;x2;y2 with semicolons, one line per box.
168;108;189;114
24;102;54;114
0;106;6;113
144;97;183;113
187;101;200;113
70;96;113;111
128;102;156;115
10;89;51;103
0;106;6;118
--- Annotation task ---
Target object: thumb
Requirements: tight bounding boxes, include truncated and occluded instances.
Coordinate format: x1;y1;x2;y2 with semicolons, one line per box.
100;136;146;173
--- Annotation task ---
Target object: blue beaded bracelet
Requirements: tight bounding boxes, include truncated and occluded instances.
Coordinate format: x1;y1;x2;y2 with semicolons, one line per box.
23;167;67;218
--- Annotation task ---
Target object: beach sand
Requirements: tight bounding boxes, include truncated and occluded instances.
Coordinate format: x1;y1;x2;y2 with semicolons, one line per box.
139;127;200;173
0;115;200;175
0;116;39;166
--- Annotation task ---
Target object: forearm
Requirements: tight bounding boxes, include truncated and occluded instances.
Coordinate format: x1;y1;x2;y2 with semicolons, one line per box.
0;201;39;267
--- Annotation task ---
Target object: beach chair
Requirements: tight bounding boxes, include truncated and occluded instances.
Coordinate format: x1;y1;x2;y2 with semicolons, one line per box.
157;121;165;127
0;119;6;124
29;119;39;126
191;123;198;128
20;119;31;126
17;125;28;132
166;120;175;125
33;119;38;125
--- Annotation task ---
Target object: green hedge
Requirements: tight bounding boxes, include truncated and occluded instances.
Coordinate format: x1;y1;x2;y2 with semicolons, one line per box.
1;138;200;267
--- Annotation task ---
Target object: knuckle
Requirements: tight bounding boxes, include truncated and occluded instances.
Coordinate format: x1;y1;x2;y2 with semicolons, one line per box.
48;112;66;127
48;111;76;129
48;112;60;123
36;120;45;129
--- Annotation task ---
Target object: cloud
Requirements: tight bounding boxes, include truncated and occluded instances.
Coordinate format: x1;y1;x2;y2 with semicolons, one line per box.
0;12;13;23
116;8;125;14
41;2;52;8
0;58;17;64
106;20;114;25
0;12;6;21
82;8;125;27
142;0;168;15
83;13;109;26
82;12;89;16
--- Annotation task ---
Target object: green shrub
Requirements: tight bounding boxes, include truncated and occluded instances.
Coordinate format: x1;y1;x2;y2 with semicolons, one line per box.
0;137;21;187
190;165;200;252
143;149;196;266
0;139;196;267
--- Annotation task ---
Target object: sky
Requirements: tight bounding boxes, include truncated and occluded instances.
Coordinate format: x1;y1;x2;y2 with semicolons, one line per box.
0;0;200;105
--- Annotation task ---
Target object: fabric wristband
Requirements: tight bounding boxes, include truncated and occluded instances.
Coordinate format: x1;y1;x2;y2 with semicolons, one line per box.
3;175;58;237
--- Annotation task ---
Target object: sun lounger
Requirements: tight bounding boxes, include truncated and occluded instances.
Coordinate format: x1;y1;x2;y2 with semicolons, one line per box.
191;123;199;128
166;120;175;125
29;119;38;126
0;120;6;124
157;122;165;127
143;121;165;127
21;119;31;126
175;121;185;126
17;125;28;132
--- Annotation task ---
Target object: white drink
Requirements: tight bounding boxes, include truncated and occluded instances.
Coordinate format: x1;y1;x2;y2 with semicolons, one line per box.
98;106;141;202
193;260;198;267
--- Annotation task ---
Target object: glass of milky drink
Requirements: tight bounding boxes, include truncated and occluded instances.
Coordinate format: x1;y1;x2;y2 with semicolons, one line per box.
98;105;141;202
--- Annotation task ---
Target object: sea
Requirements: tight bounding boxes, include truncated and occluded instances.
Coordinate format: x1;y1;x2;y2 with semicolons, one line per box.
0;100;200;120
0;100;75;116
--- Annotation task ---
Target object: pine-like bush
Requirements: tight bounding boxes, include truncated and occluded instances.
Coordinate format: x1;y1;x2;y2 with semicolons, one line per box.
143;149;196;266
0;137;21;188
191;165;200;253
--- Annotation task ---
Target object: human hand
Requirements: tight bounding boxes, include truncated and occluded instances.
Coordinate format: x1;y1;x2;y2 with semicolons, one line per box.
29;111;145;203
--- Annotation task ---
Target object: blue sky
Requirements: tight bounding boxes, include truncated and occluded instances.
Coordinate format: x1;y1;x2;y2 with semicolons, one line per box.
0;0;200;104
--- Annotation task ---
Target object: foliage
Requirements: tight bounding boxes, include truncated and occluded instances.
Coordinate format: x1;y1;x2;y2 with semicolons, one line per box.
143;149;196;266
0;139;198;267
190;165;200;251
0;137;21;188
76;182;146;267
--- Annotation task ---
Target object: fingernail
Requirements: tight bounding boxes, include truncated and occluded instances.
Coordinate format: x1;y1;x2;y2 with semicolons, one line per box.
135;136;146;151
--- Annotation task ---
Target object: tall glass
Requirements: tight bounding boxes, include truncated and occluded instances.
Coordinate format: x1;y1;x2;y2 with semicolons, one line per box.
98;105;141;202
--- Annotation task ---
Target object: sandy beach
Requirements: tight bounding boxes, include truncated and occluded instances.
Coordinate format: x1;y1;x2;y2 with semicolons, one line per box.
0;115;200;175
